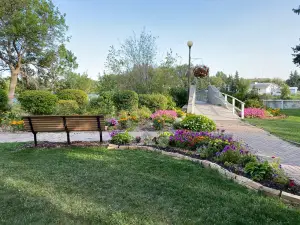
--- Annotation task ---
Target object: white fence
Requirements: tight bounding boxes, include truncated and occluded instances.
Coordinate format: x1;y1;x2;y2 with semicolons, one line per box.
263;100;300;109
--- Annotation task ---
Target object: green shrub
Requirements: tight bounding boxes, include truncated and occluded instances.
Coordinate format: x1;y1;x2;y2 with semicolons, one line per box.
55;100;79;115
135;106;152;120
169;87;188;107
0;89;8;112
245;161;273;181
57;89;88;106
156;135;170;148
165;95;176;109
217;150;242;164
245;99;263;108
179;114;216;131
88;92;115;116
111;131;133;145
113;90;138;111
238;154;258;167
139;94;168;112
18;90;58;115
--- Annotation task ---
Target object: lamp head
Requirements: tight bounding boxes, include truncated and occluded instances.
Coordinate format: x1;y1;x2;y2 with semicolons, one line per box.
187;41;193;47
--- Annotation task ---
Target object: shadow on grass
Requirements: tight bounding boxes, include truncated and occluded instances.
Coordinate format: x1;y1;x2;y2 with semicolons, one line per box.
1;144;300;224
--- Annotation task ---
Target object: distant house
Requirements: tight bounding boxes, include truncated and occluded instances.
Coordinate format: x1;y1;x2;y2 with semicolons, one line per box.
273;87;298;96
289;87;298;95
250;82;279;95
250;82;298;96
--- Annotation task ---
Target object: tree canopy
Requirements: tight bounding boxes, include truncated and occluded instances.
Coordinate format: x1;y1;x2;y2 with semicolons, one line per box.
292;5;300;67
0;0;68;102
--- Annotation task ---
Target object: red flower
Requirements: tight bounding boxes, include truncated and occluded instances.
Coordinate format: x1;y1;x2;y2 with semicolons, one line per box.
289;180;295;187
272;156;275;159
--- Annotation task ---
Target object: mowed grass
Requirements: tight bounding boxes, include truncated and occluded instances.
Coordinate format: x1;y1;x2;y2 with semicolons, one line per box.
245;109;300;143
0;143;300;224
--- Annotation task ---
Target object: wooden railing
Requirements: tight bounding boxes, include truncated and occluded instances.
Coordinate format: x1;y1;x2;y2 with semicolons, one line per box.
221;93;245;119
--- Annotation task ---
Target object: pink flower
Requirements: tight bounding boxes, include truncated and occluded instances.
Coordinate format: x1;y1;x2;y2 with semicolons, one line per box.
150;110;177;120
242;108;266;118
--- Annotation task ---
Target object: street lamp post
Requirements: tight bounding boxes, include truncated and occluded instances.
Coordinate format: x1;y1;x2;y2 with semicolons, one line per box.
187;41;193;100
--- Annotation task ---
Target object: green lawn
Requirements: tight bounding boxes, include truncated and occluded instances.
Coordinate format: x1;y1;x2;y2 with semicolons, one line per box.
245;109;300;143
0;143;300;224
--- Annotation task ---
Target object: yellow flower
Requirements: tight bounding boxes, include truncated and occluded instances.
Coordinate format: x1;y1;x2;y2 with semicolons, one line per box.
11;121;17;125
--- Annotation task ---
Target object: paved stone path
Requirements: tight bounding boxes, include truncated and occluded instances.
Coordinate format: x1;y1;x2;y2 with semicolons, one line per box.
0;131;157;143
195;103;300;184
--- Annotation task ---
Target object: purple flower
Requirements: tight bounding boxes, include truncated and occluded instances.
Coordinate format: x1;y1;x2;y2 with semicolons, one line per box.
110;130;121;137
107;118;118;126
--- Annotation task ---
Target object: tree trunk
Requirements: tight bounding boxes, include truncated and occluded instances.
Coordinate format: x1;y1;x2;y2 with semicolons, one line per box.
8;68;19;105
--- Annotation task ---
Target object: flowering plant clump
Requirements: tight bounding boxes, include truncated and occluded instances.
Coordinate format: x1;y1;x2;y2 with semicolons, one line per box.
109;130;121;137
243;108;266;118
118;117;129;129
175;108;186;118
10;120;24;126
153;117;165;130
151;110;177;123
170;130;214;149
110;131;133;145
266;108;281;117
107;118;118;127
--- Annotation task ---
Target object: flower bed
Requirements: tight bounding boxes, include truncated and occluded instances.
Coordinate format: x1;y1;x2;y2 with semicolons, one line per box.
243;107;286;119
108;129;300;196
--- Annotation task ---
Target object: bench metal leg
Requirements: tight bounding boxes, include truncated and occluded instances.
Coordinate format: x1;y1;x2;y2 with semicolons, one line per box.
99;131;103;143
33;133;37;147
67;132;71;145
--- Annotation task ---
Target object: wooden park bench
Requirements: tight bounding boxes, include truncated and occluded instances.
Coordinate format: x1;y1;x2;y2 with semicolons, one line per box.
23;115;105;146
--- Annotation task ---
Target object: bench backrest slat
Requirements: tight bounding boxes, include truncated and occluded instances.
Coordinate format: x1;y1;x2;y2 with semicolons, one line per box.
23;115;105;133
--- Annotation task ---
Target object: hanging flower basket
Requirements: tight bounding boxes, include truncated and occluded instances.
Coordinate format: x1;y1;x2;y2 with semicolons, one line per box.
193;65;209;78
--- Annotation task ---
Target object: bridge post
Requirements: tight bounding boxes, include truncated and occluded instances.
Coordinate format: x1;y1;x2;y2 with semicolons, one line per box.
224;94;228;106
232;98;235;114
241;103;245;119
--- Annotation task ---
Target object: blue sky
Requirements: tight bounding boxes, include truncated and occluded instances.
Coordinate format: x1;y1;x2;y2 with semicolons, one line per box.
53;0;300;80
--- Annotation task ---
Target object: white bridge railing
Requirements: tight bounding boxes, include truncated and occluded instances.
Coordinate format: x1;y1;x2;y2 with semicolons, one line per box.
221;93;245;119
187;85;196;114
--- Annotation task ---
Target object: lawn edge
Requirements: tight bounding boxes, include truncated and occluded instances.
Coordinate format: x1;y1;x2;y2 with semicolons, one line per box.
107;144;300;205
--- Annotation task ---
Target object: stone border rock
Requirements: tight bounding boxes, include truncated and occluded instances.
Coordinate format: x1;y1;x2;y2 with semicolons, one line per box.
107;144;300;205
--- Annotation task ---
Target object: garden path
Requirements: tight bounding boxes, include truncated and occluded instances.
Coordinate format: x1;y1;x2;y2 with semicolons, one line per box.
195;103;300;184
0;131;157;144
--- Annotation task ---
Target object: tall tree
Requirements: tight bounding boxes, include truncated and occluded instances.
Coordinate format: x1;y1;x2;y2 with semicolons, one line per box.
286;70;300;89
0;0;68;103
292;5;300;67
39;44;78;91
105;28;157;82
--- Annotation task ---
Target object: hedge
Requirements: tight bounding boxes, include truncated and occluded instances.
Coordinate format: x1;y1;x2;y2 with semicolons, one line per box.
55;100;79;115
178;114;216;132
56;89;88;106
139;94;168;112
88;91;116;116
18;90;58;115
113;90;138;111
0;89;8;112
169;87;188;107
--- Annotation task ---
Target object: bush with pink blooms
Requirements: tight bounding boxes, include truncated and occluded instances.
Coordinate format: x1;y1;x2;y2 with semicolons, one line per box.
243;108;266;118
150;110;177;123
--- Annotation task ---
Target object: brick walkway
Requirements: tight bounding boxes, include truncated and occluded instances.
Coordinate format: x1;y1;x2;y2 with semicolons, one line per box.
216;120;300;184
